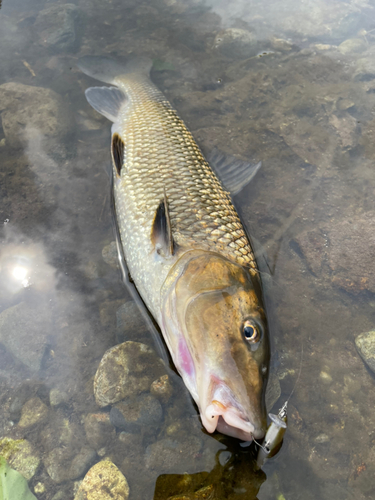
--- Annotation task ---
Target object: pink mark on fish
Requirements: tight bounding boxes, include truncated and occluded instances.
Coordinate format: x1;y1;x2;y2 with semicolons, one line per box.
178;337;195;378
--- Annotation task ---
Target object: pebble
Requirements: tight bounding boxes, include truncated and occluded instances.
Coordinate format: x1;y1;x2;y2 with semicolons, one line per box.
319;371;333;384
35;4;80;53
0;437;40;480
84;413;116;451
0;83;71;151
110;393;163;432
213;28;258;59
0;301;52;371
94;341;166;407
34;482;45;494
74;460;129;500
355;330;375;374
145;436;202;473
150;374;173;403
18;397;49;429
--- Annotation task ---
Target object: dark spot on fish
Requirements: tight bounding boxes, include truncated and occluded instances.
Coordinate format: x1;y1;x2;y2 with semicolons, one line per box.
151;193;175;257
111;133;125;177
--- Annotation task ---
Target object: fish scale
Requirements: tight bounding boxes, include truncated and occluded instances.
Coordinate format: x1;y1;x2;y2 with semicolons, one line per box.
112;76;257;315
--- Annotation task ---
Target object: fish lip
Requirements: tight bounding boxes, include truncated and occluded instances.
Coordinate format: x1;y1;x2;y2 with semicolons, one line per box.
200;381;258;440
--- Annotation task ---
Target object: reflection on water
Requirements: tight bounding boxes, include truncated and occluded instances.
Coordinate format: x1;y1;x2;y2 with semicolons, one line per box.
0;0;375;498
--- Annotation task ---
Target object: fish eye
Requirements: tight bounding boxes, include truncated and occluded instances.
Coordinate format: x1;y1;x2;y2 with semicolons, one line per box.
242;320;260;343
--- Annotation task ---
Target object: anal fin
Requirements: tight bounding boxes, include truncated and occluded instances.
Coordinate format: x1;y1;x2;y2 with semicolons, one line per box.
151;190;174;257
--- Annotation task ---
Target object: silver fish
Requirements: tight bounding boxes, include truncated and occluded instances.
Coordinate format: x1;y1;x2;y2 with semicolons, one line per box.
78;56;269;441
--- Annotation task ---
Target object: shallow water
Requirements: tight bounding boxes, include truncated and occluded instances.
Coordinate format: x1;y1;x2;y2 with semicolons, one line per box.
1;0;375;498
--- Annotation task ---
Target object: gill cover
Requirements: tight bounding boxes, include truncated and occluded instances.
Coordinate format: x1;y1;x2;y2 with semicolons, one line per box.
161;250;269;441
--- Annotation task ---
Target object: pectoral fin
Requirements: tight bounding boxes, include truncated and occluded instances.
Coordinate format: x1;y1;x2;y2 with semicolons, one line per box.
209;147;262;195
151;191;174;257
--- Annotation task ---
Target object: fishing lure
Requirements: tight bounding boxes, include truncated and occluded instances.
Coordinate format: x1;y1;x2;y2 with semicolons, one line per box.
256;401;288;467
255;341;303;467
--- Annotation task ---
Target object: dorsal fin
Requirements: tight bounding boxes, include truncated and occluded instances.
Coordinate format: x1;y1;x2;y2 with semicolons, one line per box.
151;190;174;257
208;147;262;195
112;133;125;177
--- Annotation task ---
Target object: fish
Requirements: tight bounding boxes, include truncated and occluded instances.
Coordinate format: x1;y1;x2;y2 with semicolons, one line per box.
78;56;270;441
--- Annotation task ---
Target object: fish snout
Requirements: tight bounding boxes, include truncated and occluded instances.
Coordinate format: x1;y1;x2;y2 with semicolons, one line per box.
201;383;267;441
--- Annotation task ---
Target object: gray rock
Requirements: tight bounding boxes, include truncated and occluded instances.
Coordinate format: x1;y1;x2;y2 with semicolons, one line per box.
116;301;150;343
355;330;375;373
338;38;367;55
0;83;71;150
34;4;80;53
0;437;40;481
94;341;167;407
18;397;49;430
0;301;52;371
50;388;70;407
84;413;116;451
213;28;258;59
44;446;96;484
74;460;129;500
294;213;375;294
145;436;202;473
110;394;163;432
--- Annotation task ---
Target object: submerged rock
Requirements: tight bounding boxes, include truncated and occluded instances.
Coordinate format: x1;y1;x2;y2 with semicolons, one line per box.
0;301;51;372
150;374;173;404
355;330;375;373
18;397;49;430
9;381;48;421
94;342;166;407
145;436;202;473
0;437;40;481
35;4;80;53
110;394;163;432
338;38;367;55
50;388;70;408
213;28;258;59
84;413;116;451
116;301;150;343
74;460;129;500
44;446;96;484
102;242;118;268
0;83;71;150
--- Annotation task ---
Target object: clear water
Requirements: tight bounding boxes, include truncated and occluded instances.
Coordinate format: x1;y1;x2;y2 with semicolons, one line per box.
1;0;375;498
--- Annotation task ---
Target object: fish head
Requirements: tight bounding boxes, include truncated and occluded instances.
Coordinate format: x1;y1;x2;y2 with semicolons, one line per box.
161;251;269;441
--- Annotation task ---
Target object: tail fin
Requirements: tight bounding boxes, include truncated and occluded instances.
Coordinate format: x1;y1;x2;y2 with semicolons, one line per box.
77;56;152;85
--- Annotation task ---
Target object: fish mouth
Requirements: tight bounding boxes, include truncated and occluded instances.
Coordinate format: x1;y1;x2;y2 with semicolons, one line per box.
203;401;255;441
200;383;264;441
